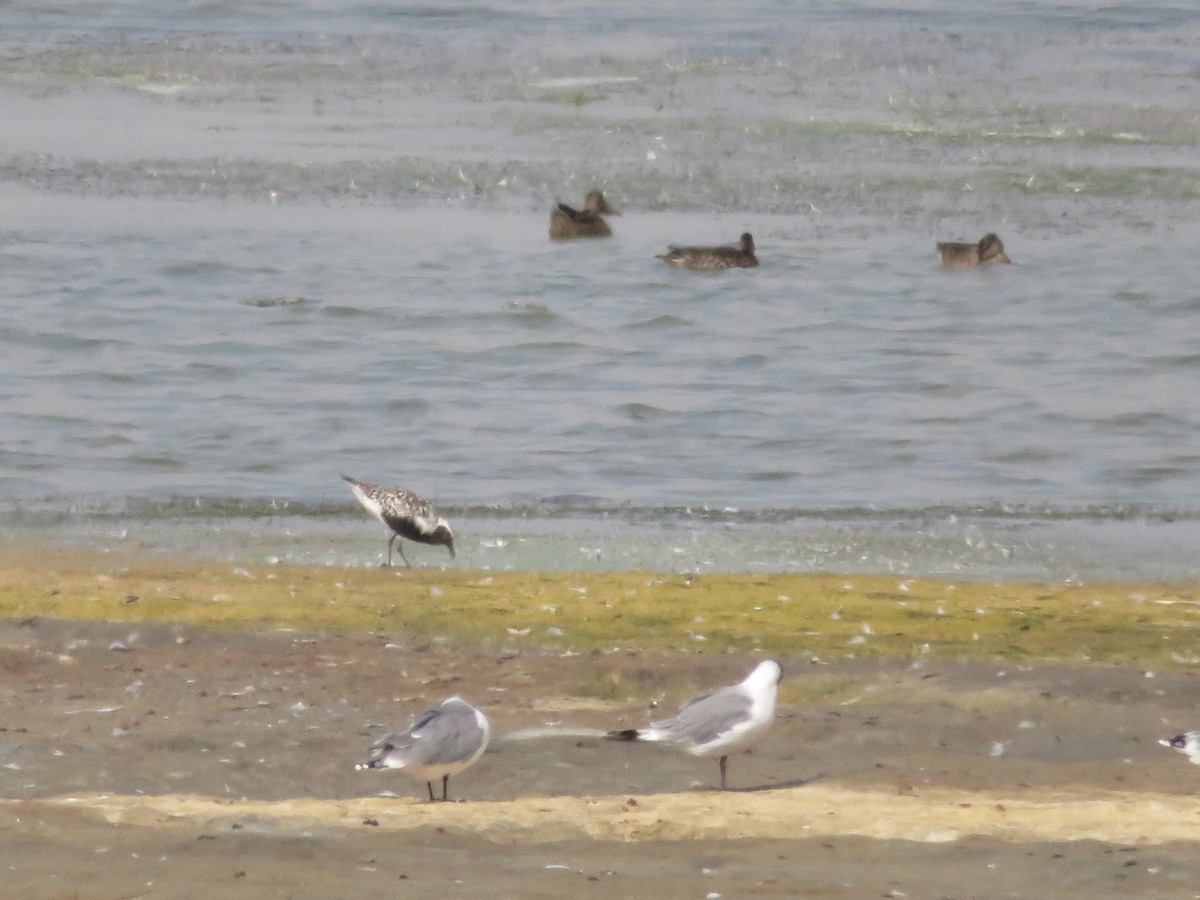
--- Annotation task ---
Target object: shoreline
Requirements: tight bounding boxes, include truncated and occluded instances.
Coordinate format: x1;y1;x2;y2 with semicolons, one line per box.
6;506;1200;583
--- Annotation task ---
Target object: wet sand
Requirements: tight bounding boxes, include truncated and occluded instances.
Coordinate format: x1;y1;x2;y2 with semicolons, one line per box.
2;551;1200;897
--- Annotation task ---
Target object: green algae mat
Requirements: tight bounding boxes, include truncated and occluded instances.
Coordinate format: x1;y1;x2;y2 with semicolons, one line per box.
2;544;1198;667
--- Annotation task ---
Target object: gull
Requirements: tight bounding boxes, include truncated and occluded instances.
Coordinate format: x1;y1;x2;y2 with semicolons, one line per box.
342;475;455;567
1160;731;1200;765
609;659;782;790
357;696;490;801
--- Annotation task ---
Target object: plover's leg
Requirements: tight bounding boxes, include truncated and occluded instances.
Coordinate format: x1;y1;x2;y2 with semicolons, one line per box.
394;541;412;568
441;774;450;801
719;755;728;791
426;780;436;802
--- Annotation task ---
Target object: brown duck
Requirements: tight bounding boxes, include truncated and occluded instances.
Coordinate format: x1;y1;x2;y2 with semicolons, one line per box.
657;232;758;270
937;233;1012;268
549;190;619;239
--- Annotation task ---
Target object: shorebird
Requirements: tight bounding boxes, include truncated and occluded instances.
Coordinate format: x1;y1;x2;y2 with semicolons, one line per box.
342;475;455;568
549;190;619;239
937;232;1012;268
357;696;491;801
657;232;759;270
609;659;782;790
1160;731;1200;765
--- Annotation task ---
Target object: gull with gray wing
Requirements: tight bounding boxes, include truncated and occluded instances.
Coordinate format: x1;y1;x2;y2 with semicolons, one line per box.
609;659;781;790
1160;731;1200;765
357;695;490;801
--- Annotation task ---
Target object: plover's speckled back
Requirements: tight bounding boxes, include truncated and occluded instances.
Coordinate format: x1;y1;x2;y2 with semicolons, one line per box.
356;695;490;801
342;475;455;568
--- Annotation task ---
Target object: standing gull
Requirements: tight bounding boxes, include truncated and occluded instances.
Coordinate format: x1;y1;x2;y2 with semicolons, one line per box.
1160;731;1200;765
609;659;782;790
342;475;455;568
356;695;491;801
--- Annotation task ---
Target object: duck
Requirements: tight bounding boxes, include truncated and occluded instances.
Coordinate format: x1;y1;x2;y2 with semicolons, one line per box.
549;190;618;239
657;232;758;270
937;232;1012;268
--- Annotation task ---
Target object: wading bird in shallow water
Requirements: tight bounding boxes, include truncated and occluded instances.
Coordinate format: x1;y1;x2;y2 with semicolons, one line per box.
937;232;1012;268
1160;731;1200;765
357;696;490;801
342;475;455;568
549;190;619;239
608;659;781;790
657;232;759;270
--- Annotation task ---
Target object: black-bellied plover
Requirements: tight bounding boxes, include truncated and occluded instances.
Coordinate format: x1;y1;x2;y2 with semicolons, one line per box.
549;190;618;240
356;695;490;801
342;475;455;568
937;232;1012;267
657;232;758;270
1160;731;1200;765
608;659;782;790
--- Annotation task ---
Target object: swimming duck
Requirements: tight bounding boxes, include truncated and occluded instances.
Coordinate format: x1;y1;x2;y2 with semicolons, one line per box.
657;232;758;270
937;233;1012;268
549;190;618;239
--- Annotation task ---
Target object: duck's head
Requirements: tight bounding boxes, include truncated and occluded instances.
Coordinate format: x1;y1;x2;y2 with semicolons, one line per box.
978;233;1011;264
583;190;619;216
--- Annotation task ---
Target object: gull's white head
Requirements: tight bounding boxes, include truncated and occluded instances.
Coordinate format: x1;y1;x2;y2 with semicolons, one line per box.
1160;731;1200;765
745;659;783;688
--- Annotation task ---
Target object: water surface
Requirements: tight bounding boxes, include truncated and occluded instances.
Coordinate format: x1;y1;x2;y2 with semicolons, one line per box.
2;2;1199;577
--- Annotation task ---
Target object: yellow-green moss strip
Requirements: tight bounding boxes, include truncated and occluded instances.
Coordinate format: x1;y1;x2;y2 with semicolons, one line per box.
1;544;1198;666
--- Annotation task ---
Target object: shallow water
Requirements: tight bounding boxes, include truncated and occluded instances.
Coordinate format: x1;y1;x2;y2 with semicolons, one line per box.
2;2;1199;576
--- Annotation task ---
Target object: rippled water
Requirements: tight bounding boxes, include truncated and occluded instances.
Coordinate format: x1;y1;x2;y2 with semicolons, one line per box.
2;2;1199;577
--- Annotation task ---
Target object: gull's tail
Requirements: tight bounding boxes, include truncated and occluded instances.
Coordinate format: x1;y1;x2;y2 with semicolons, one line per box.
607;728;642;742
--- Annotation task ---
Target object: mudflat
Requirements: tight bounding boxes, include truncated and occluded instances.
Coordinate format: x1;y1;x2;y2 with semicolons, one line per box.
2;546;1200;898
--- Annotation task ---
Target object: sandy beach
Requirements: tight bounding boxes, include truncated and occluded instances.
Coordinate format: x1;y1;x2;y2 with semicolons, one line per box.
2;548;1200;897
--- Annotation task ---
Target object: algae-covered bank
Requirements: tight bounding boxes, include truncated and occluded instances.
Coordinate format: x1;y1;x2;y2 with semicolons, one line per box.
3;543;1200;898
2;543;1199;666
